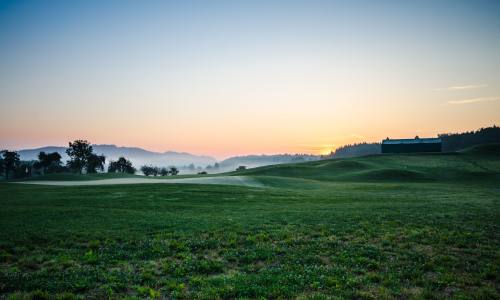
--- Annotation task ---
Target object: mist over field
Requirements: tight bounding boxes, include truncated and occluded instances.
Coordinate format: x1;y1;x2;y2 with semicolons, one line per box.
17;145;217;172
16;144;323;174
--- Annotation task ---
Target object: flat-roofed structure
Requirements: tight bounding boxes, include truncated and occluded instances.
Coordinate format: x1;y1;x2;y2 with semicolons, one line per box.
382;136;442;153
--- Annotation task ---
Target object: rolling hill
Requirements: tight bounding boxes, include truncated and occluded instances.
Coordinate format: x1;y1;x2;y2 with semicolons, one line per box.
19;144;500;185
219;154;319;171
239;144;500;184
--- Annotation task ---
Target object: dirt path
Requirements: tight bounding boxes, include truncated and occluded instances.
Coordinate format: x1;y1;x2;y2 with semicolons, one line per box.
17;176;264;187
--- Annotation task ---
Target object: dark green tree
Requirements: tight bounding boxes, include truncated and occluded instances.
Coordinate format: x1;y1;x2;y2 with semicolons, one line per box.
159;167;169;176
108;157;136;174
151;166;159;176
169;167;179;176
141;165;154;176
140;165;160;176
66;140;94;174
87;154;106;173
0;157;4;177
35;151;62;174
1;150;20;180
14;161;32;178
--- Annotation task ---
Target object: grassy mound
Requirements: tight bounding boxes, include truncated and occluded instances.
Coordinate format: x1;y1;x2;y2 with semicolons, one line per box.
242;150;500;183
314;159;369;170
348;168;428;181
461;143;500;155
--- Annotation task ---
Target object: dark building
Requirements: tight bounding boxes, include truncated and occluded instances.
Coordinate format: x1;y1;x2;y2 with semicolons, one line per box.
382;136;442;153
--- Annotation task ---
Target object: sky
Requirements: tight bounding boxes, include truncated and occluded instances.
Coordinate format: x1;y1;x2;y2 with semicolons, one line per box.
0;0;499;159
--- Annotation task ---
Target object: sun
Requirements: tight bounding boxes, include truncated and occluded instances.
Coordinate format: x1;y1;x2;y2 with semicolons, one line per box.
319;149;333;156
318;144;336;156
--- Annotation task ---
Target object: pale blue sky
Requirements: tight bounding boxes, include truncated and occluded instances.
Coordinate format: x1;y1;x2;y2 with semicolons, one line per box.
1;0;499;157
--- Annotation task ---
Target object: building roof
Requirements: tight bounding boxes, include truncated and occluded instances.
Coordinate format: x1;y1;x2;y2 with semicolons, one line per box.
382;137;442;145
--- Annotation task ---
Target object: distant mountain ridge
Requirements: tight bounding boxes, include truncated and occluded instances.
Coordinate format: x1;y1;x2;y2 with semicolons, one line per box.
17;145;322;173
18;144;217;169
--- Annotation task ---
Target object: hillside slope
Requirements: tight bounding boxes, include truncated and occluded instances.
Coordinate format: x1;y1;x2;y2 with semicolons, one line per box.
241;144;500;183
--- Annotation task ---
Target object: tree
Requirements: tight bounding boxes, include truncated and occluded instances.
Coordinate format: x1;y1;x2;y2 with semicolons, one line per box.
35;151;62;174
169;167;179;176
188;163;195;171
329;142;381;159
159;167;169;176
108;157;136;174
214;162;220;169
1;150;20;180
66;140;93;174
140;165;151;176
107;162;117;173
87;154;106;173
236;165;246;171
141;165;158;176
152;166;159;176
14;161;32;178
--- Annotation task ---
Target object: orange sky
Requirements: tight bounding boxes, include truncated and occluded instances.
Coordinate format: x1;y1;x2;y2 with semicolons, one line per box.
1;1;499;159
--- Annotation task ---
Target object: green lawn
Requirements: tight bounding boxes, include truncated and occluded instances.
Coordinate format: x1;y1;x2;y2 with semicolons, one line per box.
1;145;499;299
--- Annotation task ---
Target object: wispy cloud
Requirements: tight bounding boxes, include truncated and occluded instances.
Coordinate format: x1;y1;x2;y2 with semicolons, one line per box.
447;96;499;105
434;84;488;91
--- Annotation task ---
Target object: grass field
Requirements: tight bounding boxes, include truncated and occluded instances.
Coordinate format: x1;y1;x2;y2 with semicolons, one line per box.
1;145;499;299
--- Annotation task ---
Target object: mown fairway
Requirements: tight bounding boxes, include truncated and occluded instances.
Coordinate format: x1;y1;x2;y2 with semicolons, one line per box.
1;146;499;299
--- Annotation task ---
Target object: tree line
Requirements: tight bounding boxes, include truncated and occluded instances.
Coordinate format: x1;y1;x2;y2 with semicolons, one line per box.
140;165;179;176
438;125;500;152
325;125;499;159
327;142;381;159
1;139;183;179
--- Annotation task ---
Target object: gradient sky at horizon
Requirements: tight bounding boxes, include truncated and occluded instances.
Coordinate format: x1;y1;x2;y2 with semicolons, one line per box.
1;0;499;159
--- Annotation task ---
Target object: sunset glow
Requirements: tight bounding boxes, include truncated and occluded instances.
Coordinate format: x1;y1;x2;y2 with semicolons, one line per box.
1;0;499;159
